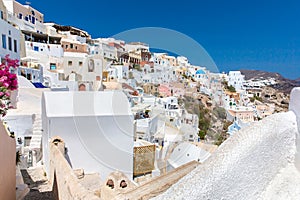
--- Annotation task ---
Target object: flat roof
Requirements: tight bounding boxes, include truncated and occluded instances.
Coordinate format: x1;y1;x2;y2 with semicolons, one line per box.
43;91;132;117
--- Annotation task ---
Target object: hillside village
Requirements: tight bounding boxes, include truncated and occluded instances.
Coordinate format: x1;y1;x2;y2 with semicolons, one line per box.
0;0;297;199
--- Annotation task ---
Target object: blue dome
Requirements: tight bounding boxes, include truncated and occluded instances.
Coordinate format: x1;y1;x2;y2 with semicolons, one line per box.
195;69;206;75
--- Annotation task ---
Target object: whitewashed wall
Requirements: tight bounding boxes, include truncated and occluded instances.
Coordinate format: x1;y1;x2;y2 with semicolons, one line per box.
289;87;300;172
42;91;134;180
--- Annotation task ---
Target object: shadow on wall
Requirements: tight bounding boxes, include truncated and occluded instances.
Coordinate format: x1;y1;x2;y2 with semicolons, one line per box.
52;171;59;200
0;122;16;200
289;87;300;172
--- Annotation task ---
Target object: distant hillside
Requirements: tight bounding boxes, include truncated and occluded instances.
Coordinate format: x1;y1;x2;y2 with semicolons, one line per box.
240;70;285;81
240;69;300;94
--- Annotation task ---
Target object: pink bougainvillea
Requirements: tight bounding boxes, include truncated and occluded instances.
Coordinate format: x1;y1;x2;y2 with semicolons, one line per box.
0;55;19;117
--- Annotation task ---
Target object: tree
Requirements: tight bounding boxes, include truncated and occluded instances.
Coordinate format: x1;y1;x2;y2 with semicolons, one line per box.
227;85;236;92
198;130;206;140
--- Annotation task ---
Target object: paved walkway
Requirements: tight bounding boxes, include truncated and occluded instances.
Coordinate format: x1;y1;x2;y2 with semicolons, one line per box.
21;166;54;200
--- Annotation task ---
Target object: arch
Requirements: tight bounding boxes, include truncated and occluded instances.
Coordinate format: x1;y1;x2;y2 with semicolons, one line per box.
106;179;114;189
120;180;127;188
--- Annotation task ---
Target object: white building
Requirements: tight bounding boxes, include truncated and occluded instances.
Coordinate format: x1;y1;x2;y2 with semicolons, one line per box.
153;53;171;67
62;52;102;81
133;65;177;84
244;78;277;89
18;30;63;85
98;38;125;46
0;6;20;60
180;124;199;143
42;91;134;180
167;142;210;171
45;23;90;41
125;42;149;52
177;56;190;67
228;71;245;91
91;39;117;61
135;115;159;142
3;0;46;33
22;31;64;70
109;65;129;81
187;66;208;83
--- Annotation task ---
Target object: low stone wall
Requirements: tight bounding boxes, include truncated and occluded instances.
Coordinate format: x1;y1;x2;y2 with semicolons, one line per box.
49;137;101;200
0;121;16;199
117;161;199;200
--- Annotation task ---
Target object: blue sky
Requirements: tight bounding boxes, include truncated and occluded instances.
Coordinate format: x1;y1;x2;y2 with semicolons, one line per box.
23;0;300;79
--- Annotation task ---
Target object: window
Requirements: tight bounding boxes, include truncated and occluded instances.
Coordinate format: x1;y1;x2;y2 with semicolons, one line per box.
24;16;29;21
13;39;17;52
2;34;6;49
18;13;22;19
24;136;32;147
79;61;83;66
33;46;39;51
8;37;12;51
70;44;73;49
50;63;56;70
1;11;3;20
65;45;68;49
75;46;77;50
32;17;35;24
68;61;72;66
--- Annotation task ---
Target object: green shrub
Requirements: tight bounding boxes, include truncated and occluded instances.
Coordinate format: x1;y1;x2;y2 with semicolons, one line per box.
227;85;236;92
198;130;206;140
213;107;226;120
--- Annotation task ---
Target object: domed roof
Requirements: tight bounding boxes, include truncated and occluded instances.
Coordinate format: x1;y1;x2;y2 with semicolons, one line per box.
196;69;206;75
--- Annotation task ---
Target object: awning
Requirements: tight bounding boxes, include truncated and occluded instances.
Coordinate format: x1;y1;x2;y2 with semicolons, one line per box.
32;82;47;88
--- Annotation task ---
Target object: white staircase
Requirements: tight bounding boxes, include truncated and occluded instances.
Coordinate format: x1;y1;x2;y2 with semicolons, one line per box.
29;115;42;149
26;114;43;165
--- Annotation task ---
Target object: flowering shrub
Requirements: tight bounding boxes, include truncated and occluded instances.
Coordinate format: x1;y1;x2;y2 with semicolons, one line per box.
0;55;19;117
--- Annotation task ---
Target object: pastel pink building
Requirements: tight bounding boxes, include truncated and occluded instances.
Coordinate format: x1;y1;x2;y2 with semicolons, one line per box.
158;84;171;97
158;83;185;97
